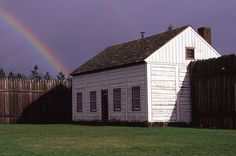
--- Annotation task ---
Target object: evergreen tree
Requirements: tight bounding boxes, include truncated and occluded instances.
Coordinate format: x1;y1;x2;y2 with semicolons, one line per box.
8;71;15;79
31;65;42;80
0;68;6;78
57;70;66;80
66;76;72;81
15;73;27;79
44;71;52;80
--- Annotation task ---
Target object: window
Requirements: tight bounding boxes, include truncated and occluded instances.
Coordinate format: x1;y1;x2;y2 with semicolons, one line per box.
186;48;195;60
90;91;97;112
132;86;141;111
113;88;121;111
77;92;82;112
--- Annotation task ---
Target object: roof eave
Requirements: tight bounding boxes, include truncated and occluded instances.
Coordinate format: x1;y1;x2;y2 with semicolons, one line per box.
71;61;146;76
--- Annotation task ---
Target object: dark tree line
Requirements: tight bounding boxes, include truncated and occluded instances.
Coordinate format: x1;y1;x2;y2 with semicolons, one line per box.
0;68;27;79
0;65;69;80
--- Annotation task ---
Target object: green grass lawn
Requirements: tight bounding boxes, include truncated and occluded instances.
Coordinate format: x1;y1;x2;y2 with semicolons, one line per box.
0;125;235;156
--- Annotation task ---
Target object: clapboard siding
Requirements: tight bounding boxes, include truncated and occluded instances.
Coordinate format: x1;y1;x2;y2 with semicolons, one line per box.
72;64;147;122
147;64;192;122
178;66;192;122
146;27;219;123
149;64;177;122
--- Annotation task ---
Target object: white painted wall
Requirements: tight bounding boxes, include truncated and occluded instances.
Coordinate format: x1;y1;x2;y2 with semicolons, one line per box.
72;64;148;122
145;26;220;122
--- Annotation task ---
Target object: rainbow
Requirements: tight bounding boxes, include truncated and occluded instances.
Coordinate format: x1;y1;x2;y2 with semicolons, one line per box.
0;5;69;75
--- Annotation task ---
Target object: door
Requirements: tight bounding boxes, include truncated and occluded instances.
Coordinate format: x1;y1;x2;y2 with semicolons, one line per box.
101;90;108;121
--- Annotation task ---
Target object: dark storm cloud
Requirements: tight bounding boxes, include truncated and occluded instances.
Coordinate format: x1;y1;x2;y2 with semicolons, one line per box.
0;0;235;76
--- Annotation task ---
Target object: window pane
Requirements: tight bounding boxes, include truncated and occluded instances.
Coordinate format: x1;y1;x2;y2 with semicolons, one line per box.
133;99;140;111
132;86;140;111
186;48;194;59
90;91;96;112
113;88;121;111
77;92;82;112
133;88;140;98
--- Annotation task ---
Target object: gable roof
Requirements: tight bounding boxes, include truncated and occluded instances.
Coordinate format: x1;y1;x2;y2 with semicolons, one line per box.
71;25;190;76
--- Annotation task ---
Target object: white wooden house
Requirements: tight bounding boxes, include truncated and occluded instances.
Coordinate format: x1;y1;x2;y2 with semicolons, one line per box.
71;25;220;124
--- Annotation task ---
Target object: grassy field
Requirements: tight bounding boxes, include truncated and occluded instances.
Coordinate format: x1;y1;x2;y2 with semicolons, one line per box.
0;125;235;156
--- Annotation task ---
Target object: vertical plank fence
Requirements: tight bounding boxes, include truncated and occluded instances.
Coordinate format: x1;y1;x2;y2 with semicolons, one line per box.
190;55;236;129
0;79;72;124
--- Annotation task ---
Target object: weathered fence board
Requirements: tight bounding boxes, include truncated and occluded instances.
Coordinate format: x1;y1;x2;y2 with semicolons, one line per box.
190;55;236;129
0;79;72;124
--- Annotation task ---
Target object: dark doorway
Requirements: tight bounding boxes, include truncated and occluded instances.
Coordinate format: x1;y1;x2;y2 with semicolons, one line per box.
101;90;108;121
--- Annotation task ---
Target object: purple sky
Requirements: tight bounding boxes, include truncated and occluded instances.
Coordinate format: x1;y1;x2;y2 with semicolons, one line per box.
0;0;235;76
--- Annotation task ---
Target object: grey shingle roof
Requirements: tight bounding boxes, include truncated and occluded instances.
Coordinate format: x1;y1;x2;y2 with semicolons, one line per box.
71;25;189;76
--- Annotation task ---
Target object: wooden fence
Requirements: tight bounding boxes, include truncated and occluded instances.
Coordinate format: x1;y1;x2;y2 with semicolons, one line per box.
0;79;72;124
190;55;236;129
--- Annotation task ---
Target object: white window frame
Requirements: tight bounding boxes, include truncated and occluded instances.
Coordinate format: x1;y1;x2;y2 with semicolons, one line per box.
90;91;97;112
113;88;121;111
132;86;141;111
76;92;82;112
186;47;195;60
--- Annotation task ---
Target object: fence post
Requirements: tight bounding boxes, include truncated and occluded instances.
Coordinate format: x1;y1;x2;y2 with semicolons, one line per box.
0;79;72;124
5;79;9;123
